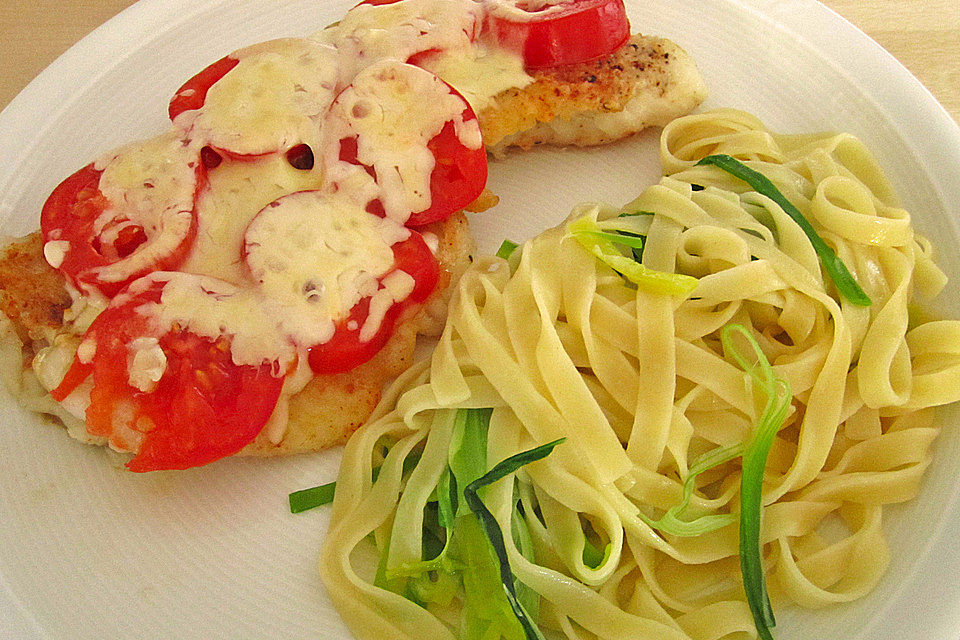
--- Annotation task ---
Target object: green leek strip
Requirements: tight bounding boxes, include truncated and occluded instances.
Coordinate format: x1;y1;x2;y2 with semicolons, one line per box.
568;216;698;296
463;439;566;640
289;450;423;514
721;324;792;640
574;228;646;251
582;540;612;569
511;502;540;622
496;240;520;260
449;408;492;516
696;154;871;306
437;467;458;528
639;444;742;537
289;482;336;513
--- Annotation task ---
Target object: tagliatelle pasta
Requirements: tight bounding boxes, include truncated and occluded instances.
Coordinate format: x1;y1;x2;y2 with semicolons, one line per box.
318;108;960;639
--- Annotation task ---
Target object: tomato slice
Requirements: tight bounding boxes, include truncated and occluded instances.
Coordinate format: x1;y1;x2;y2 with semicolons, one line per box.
52;274;286;472
325;62;487;226
307;231;439;375
168;55;239;121
483;0;630;69
40;136;204;297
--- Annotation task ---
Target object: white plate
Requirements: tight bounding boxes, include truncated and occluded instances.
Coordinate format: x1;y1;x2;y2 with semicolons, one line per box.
2;1;960;638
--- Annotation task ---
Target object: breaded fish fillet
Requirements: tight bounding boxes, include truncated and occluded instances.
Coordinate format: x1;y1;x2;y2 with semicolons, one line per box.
0;33;705;461
479;34;707;153
0;211;474;457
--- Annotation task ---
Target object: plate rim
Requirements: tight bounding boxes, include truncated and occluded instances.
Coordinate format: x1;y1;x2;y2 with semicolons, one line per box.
1;0;960;637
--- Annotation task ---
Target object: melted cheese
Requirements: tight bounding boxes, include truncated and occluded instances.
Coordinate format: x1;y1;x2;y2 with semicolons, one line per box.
43;240;70;269
419;45;533;113
187;38;338;156
484;0;579;21
126;337;167;393
32;334;80;392
45;0;544;445
133;273;297;372
181;154;323;284
91;130;199;284
244;190;409;347
360;269;415;342
322;60;482;223
315;0;480;80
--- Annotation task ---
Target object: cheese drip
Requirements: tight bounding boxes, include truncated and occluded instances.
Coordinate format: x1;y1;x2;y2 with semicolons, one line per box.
322;60;482;223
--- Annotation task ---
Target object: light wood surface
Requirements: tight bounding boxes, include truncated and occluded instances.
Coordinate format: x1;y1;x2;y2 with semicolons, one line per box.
1;0;958;121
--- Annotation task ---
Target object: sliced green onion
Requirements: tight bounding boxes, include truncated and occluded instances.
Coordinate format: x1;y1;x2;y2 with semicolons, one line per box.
696;154;871;306
639;444;742;537
496;239;520;260
463;438;566;640
568;216;698;296
289;481;336;513
722;324;792;640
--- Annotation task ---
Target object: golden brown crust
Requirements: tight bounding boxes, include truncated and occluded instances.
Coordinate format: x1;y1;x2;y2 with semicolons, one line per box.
478;34;706;151
0;232;72;341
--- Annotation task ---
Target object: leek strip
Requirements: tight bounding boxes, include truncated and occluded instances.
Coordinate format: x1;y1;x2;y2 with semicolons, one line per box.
463;438;566;640
639;444;742;537
289;450;423;513
568;216;698;296
497;240;520;260
696;154;871;306
722;324;793;640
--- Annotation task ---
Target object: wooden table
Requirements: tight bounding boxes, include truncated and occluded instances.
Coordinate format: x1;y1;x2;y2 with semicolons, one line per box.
1;0;959;121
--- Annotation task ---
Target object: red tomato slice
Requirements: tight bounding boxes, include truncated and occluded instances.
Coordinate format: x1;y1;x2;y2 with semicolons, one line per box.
168;55;239;121
52;275;285;472
328;67;487;227
40;158;203;298
484;0;630;69
307;231;439;375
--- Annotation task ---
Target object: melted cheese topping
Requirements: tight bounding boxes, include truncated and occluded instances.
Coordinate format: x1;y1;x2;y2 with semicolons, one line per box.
418;45;533;113
43;240;70;269
244;190;409;347
485;0;579;21
361;269;416;342
181;154;323;284
315;0;480;80
322;60;482;222
186;38;338;156
91;130;199;284
133;273;297;372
